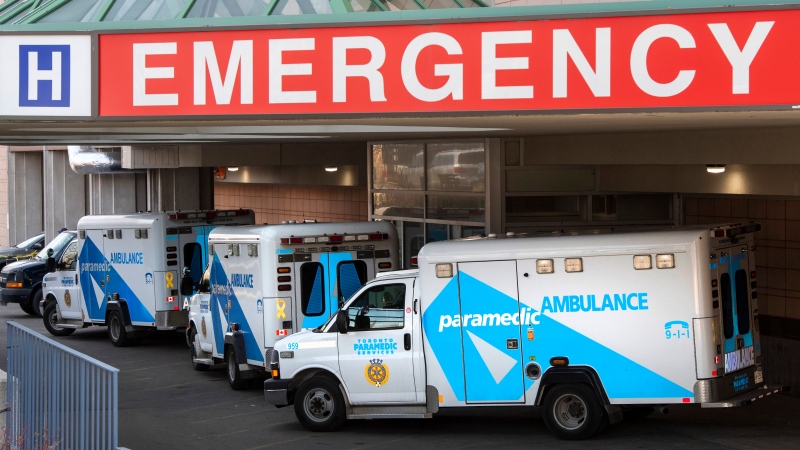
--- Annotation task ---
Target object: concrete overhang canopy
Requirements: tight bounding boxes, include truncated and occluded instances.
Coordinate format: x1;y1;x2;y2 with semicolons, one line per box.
3;0;800;144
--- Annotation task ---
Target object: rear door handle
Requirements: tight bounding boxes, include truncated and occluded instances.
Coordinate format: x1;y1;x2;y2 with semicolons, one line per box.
404;333;411;351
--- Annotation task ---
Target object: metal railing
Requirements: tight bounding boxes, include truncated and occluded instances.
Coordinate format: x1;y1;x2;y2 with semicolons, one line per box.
6;321;122;450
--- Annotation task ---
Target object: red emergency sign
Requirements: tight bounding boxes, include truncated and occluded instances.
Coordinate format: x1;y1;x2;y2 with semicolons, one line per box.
98;9;800;117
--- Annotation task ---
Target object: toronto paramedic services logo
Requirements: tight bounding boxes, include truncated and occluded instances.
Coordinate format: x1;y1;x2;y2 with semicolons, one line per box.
364;359;390;387
0;35;91;117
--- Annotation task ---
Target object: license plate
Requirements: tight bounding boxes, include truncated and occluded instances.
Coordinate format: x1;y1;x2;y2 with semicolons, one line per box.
755;369;763;384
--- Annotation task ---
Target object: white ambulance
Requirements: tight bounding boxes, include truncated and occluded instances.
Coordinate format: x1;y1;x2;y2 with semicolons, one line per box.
185;220;398;390
41;209;255;346
264;224;785;440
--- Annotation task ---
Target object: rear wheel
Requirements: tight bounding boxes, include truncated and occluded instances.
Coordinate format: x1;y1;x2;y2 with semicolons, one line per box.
542;384;606;440
226;347;247;390
108;311;130;347
190;327;210;372
43;302;75;337
294;376;346;432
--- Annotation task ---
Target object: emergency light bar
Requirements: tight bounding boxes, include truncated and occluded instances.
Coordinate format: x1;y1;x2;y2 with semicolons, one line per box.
168;209;250;220
709;223;761;238
280;233;389;245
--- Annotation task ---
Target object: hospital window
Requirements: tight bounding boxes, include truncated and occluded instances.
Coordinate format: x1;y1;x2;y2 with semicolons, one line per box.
300;263;325;317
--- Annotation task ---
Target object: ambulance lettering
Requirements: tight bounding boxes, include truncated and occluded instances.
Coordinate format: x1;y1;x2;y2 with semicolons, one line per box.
109;252;144;264
438;308;539;332
229;273;254;288
541;293;649;313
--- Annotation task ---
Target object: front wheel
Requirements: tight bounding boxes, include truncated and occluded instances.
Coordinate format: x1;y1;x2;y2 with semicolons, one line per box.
226;347;247;390
43;302;75;337
190;327;210;372
108;311;130;347
542;384;606;440
293;377;347;432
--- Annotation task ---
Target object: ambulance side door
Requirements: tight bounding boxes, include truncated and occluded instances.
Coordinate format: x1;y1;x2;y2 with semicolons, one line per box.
51;241;82;319
337;279;418;404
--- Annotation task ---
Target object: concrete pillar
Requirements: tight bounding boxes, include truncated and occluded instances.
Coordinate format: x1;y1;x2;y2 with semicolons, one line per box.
44;148;86;241
8;150;43;245
87;172;147;215
147;168;213;212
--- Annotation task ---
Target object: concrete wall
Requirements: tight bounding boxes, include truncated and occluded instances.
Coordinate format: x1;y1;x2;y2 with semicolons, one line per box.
0;147;7;247
8;149;43;245
44;148;85;239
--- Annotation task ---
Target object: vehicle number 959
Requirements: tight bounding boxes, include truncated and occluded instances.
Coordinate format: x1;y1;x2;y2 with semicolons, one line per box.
287;342;299;350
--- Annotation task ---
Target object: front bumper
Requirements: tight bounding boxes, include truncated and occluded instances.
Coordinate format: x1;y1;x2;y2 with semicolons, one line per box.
264;378;292;406
0;287;32;305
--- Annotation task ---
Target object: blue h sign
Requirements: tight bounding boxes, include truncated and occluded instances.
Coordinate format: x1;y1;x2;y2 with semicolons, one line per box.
19;45;71;107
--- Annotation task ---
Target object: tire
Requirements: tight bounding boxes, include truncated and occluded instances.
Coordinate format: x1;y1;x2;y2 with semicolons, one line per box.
19;300;35;316
190;327;210;372
43;302;75;337
542;384;606;440
293;376;347;432
30;289;44;317
108;310;130;347
226;346;247;390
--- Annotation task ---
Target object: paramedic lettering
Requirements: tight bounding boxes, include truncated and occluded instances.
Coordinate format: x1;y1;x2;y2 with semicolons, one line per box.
541;293;649;313
438;307;539;332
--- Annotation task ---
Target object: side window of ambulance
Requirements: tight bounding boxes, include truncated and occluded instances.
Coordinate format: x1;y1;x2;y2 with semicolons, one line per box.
734;269;750;334
300;263;325;317
60;242;78;270
720;273;734;339
184;243;203;285
346;283;405;331
337;261;367;307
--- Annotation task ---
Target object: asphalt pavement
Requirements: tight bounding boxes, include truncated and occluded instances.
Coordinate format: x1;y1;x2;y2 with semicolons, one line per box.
0;305;798;450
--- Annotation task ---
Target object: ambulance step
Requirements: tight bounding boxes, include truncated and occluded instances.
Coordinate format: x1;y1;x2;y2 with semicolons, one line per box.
348;405;432;420
702;385;787;408
193;358;213;365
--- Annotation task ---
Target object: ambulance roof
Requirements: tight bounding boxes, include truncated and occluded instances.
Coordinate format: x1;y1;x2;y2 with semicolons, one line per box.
77;212;170;228
418;225;754;263
207;220;396;242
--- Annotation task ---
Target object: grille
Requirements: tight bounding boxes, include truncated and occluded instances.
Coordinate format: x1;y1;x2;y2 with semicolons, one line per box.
156;310;189;328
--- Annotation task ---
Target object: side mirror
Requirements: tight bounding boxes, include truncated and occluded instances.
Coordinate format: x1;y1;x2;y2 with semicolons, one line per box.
336;310;348;334
47;248;54;258
45;256;56;273
180;275;195;296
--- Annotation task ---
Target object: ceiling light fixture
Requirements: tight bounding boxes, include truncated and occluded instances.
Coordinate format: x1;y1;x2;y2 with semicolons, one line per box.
325;166;338;172
228;166;239;172
706;164;726;174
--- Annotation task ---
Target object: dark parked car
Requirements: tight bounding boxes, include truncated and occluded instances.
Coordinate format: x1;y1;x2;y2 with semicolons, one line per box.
0;233;45;270
0;231;77;317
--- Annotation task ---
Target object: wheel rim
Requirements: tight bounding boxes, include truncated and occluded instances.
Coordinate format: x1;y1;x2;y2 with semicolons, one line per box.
110;317;120;341
552;393;587;431
47;308;63;330
227;355;236;381
302;387;335;423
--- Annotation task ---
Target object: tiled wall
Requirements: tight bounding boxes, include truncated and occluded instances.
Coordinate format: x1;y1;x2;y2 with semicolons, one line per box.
214;184;368;225
684;197;800;321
